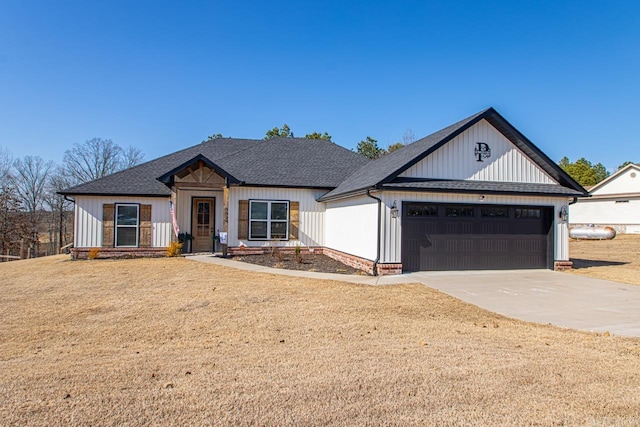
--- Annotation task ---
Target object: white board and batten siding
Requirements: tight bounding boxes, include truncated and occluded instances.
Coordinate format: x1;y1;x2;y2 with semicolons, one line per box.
227;187;327;247
376;191;571;264
400;119;556;184
324;195;378;261
74;196;172;248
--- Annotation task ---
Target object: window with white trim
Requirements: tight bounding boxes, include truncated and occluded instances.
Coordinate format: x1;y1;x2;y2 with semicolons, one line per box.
249;200;289;240
115;204;139;247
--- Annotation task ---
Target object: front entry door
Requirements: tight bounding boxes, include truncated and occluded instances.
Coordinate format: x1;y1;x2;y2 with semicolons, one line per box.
192;198;214;252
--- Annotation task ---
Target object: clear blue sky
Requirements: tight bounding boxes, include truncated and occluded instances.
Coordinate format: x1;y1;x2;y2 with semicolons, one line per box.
1;0;638;171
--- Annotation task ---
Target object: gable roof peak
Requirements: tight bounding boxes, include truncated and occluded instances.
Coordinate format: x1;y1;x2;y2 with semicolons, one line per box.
319;107;586;201
588;162;640;193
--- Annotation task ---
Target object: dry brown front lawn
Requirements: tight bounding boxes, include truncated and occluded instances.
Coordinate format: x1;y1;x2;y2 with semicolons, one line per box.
1;256;640;426
569;234;640;285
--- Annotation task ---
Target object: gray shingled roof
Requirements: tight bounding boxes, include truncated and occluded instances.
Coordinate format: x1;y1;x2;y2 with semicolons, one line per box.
318;108;587;201
61;137;369;196
381;179;584;196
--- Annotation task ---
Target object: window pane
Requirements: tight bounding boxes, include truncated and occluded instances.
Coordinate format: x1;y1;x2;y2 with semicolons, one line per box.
481;207;509;218
250;221;267;239
271;221;288;239
117;205;138;225
116;227;137;246
250;202;268;220
271;203;288;220
515;208;541;219
198;202;210;214
446;207;474;218
406;204;438;217
196;224;209;237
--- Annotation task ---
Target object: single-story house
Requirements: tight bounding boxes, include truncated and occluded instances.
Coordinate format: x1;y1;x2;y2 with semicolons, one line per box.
61;108;586;274
570;163;640;234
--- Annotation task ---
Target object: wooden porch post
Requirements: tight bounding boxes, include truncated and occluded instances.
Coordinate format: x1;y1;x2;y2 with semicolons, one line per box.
222;185;229;257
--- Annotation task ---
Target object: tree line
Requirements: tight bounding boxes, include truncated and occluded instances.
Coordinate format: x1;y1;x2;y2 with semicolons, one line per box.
204;124;416;159
0;139;144;260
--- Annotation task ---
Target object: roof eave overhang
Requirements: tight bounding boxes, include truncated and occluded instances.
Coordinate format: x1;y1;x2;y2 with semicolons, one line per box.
582;193;640;201
57;192;171;198
379;185;583;198
317;187;370;202
235;183;335;190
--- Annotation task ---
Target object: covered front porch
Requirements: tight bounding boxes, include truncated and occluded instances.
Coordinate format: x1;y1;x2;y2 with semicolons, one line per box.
158;155;232;253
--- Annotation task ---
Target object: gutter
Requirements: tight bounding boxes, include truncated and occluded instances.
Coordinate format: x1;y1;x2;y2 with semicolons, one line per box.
317;188;369;203
366;188;382;277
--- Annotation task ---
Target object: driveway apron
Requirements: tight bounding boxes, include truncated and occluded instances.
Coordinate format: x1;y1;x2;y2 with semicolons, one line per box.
407;270;640;338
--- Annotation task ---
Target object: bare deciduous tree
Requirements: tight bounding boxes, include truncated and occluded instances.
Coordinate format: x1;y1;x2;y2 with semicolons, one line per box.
12;155;54;257
122;145;145;169
45;166;74;254
401;129;415;145
63;138;145;184
0;147;21;258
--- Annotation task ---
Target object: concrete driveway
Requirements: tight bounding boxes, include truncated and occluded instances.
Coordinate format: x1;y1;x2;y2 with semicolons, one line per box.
189;255;640;338
407;270;640;338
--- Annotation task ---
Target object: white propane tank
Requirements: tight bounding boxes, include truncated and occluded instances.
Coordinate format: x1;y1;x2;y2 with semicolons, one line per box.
569;225;617;240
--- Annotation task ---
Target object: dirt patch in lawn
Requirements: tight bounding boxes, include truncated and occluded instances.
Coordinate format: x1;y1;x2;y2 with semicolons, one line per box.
569;234;640;285
233;251;366;274
1;255;640;426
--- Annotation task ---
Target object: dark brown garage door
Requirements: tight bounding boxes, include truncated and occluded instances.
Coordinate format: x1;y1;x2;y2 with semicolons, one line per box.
401;202;554;271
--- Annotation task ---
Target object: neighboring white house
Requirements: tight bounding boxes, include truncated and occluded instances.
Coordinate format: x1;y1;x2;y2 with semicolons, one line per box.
570;163;640;234
62;108;586;274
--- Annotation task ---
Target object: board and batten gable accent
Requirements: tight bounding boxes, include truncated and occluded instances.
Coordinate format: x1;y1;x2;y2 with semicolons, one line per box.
324;195;378;262
227;187;326;247
399;119;556;184
174;164;226;186
375;190;571;265
73;196;172;248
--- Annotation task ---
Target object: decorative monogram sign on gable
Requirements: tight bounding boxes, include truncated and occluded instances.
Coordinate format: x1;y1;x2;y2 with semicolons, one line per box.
474;142;491;162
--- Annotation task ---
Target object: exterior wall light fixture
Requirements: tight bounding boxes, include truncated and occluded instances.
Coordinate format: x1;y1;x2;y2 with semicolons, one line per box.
559;205;569;222
391;200;399;219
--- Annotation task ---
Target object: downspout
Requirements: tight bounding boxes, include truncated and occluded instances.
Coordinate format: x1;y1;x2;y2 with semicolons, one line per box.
63;196;75;253
366;188;382;276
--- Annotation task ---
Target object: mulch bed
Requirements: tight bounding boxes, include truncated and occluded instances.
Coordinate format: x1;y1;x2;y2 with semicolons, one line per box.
232;252;368;275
